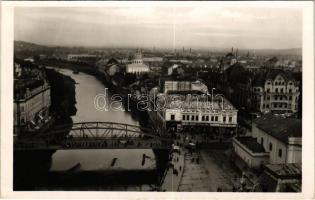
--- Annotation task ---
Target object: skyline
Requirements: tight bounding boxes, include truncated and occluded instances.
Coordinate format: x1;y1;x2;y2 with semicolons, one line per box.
15;6;302;50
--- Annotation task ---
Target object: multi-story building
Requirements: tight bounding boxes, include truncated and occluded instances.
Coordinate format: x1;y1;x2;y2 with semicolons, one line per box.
14;62;52;137
232;113;301;169
149;81;238;134
67;54;97;63
252;70;300;113
126;51;150;74
163;80;208;94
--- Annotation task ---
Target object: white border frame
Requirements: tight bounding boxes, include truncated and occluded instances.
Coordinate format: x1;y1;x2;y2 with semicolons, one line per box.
1;1;314;199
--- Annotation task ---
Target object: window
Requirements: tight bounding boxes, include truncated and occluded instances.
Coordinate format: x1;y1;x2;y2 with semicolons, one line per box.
191;115;195;121
182;115;186;120
279;104;282;108
215;116;218;121
202;116;205;121
289;96;292;100
223;116;226;122
229;117;232;122
266;105;269;108
170;114;175;120
187;115;190;120
196;115;199;121
260;138;264;145
269;143;273;151
278;149;282;157
274;103;278;108
284;104;287;108
267;96;270;100
289;89;292;93
211;116;214;121
206;116;209;121
280;96;283;100
280;88;284;93
275;88;278;93
267;88;270;92
275;96;278;100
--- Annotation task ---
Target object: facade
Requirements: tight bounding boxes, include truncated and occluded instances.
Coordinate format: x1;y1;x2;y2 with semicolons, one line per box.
149;83;238;133
14;79;51;136
233;113;301;169
126;51;150;74
232;137;269;169
67;54;97;63
14;61;52;137
251;114;302;164
252;70;300;113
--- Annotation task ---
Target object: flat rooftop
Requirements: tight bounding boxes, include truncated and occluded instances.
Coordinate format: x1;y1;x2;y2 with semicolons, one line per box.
158;93;237;111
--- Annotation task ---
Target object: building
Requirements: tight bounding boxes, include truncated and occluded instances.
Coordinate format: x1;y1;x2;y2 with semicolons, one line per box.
252;69;300;113
163;80;208;94
251;113;302;164
257;163;301;192
126;51;150;74
149;81;238;134
232;136;269;169
233;113;301;170
14;62;52;137
67;54;97;63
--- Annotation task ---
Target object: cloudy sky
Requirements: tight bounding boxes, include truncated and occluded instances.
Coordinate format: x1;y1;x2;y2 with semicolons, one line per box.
14;6;302;49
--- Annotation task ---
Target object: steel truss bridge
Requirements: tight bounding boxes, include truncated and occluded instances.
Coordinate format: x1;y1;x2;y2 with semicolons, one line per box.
14;122;173;151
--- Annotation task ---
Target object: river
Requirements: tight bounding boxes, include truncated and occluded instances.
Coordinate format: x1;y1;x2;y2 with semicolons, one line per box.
51;69;155;172
14;68;159;191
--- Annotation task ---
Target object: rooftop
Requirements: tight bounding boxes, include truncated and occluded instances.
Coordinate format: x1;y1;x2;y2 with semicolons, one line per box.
157;93;237;111
234;136;266;153
252;69;296;87
264;163;302;178
253;113;302;144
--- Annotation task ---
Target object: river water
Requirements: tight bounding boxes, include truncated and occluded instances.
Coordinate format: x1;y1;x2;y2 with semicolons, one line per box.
51;69;156;172
14;68;158;191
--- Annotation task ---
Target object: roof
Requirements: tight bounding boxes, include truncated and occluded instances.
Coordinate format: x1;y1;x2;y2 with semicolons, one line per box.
253;113;302;144
264;163;301;178
234;136;266;153
107;58;119;65
252;69;296;87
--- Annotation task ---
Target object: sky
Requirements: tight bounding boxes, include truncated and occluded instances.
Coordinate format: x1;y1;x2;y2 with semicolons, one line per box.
14;6;302;50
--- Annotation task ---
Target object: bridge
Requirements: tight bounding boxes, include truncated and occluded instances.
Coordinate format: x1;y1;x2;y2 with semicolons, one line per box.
14;122;173;151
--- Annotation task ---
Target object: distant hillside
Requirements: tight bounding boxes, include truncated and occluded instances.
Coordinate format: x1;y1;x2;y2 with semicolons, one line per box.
14;41;55;58
14;40;302;58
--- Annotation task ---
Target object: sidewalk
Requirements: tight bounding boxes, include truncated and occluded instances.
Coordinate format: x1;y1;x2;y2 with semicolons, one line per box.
160;149;185;191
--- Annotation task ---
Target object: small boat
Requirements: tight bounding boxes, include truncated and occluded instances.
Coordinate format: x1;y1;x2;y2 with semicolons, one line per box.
111;158;117;167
